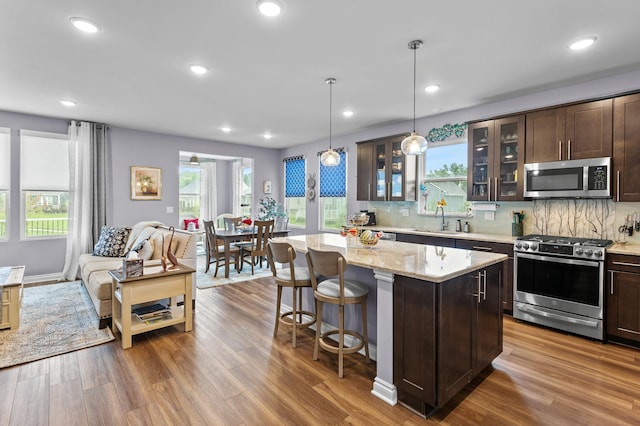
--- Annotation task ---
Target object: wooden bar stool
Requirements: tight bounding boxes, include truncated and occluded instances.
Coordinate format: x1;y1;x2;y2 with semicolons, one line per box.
305;247;370;378
267;241;317;348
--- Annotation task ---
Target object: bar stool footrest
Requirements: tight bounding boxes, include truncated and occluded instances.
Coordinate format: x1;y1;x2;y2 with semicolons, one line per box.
279;310;316;328
319;330;365;355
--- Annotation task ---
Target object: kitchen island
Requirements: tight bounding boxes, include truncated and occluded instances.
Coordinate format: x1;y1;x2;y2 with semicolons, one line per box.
271;233;507;418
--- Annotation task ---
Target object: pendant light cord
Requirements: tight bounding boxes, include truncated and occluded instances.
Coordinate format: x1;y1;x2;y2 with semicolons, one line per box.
329;79;333;150
412;44;417;133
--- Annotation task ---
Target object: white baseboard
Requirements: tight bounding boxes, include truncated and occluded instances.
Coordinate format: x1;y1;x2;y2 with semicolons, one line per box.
24;272;62;285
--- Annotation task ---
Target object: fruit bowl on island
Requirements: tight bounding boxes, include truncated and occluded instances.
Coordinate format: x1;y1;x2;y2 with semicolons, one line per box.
359;230;384;246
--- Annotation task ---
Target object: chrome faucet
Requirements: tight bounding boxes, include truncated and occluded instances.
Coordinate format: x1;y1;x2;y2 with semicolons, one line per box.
435;205;448;231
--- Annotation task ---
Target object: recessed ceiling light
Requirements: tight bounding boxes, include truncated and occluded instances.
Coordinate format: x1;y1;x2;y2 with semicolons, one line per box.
425;85;440;93
70;17;100;33
569;36;597;50
60;99;77;107
342;111;354;117
221;126;231;133
263;133;273;139
257;0;283;17
189;65;209;75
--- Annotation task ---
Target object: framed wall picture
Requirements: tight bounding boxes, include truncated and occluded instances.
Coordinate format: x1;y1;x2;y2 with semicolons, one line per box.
263;180;272;194
131;166;162;200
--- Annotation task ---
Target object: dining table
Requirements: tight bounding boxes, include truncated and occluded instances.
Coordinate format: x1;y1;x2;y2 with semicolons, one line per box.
214;227;290;278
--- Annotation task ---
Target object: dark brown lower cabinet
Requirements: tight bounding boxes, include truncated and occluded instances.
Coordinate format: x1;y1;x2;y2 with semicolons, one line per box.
393;262;503;417
607;254;640;345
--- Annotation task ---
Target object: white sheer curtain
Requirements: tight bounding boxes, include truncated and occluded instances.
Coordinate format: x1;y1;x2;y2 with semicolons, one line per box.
200;161;217;221
232;160;241;216
60;122;93;281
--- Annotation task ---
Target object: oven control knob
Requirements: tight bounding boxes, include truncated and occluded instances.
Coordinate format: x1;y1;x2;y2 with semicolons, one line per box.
515;242;522;249
530;243;537;251
575;248;584;255
584;249;593;256
522;243;529;250
594;250;603;258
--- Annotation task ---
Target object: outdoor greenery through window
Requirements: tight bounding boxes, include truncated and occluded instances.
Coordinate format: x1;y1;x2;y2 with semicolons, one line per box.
179;164;201;222
0;128;9;239
421;139;468;213
20;130;69;238
284;156;306;227
319;150;347;231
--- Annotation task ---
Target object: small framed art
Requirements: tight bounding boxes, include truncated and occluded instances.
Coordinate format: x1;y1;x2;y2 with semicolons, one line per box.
263;180;272;194
131;166;162;200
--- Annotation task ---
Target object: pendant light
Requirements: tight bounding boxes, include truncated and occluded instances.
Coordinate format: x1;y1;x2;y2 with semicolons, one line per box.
401;40;428;155
189;153;199;164
320;77;340;167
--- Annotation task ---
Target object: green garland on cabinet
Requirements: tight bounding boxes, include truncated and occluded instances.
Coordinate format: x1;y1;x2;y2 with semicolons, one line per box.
426;123;467;143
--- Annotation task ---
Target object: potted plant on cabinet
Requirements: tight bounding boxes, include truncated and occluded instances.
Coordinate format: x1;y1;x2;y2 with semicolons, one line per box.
258;197;288;231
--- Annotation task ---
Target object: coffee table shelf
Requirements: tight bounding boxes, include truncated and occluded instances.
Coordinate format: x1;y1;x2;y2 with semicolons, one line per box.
109;264;194;349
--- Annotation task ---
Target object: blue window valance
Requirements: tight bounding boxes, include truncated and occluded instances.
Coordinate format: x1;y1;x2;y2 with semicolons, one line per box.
284;157;305;197
319;151;346;197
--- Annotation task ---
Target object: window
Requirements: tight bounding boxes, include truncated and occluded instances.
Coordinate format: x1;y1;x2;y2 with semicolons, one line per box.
20;130;69;238
319;150;347;231
421;138;468;214
179;163;201;222
241;163;252;218
0;128;9;240
284;156;306;227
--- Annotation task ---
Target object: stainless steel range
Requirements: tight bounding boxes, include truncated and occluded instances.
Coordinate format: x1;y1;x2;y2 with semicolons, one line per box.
513;234;612;340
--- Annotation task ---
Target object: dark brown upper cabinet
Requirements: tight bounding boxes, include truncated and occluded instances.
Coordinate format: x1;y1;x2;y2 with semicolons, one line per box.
525;99;612;163
468;115;525;201
613;93;640;202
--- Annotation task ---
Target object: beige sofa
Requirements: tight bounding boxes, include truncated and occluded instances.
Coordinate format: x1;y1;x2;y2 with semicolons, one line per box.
79;221;197;328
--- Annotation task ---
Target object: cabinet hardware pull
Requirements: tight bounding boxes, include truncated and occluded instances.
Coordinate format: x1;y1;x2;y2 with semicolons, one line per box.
558;140;562;161
368;183;371;201
482;270;487;301
494;177;498;201
617;170;621;202
487;178;491;201
611;261;640;268
387;182;391;201
610;271;614;295
567;139;571;160
475;273;482;303
472;246;493;251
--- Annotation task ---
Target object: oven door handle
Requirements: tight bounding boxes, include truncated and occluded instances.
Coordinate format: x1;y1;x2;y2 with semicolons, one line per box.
515;303;600;328
515;252;600;268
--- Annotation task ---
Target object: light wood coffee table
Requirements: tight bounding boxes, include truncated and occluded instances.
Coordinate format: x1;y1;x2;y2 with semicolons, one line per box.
108;264;194;349
0;266;25;330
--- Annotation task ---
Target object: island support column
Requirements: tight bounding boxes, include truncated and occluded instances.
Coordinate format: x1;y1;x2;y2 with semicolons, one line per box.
371;269;397;405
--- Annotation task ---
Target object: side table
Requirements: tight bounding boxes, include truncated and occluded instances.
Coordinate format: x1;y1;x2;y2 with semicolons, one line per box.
108;264;194;349
0;265;25;330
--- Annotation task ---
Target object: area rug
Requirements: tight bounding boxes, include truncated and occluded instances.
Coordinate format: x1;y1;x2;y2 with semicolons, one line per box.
196;255;274;289
0;281;114;369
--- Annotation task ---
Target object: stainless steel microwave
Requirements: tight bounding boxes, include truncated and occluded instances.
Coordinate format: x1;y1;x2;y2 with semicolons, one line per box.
524;157;611;198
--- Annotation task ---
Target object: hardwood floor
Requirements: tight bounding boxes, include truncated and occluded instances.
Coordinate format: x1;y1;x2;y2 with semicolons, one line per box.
2;277;640;425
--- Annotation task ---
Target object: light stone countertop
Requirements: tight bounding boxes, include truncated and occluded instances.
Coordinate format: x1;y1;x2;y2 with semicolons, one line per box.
272;233;507;283
607;242;640;256
361;226;517;244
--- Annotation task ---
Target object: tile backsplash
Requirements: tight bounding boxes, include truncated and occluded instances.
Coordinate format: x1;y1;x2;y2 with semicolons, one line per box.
367;199;640;243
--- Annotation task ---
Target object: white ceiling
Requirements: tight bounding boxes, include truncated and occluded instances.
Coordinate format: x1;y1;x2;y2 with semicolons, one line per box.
2;1;640;149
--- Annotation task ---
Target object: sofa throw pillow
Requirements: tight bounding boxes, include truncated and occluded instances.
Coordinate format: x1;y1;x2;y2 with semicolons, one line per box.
128;239;154;260
183;218;199;230
93;226;131;257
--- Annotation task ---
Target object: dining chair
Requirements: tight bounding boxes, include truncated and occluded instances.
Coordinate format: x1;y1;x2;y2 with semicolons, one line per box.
223;216;243;231
305;247;370;378
203;220;240;277
266;240;317;348
239;219;274;274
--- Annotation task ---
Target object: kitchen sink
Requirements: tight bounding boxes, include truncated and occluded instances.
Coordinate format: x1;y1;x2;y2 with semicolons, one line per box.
411;228;459;235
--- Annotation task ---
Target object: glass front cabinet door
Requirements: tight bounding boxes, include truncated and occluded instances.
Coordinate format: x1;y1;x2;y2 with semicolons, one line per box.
468;115;524;201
